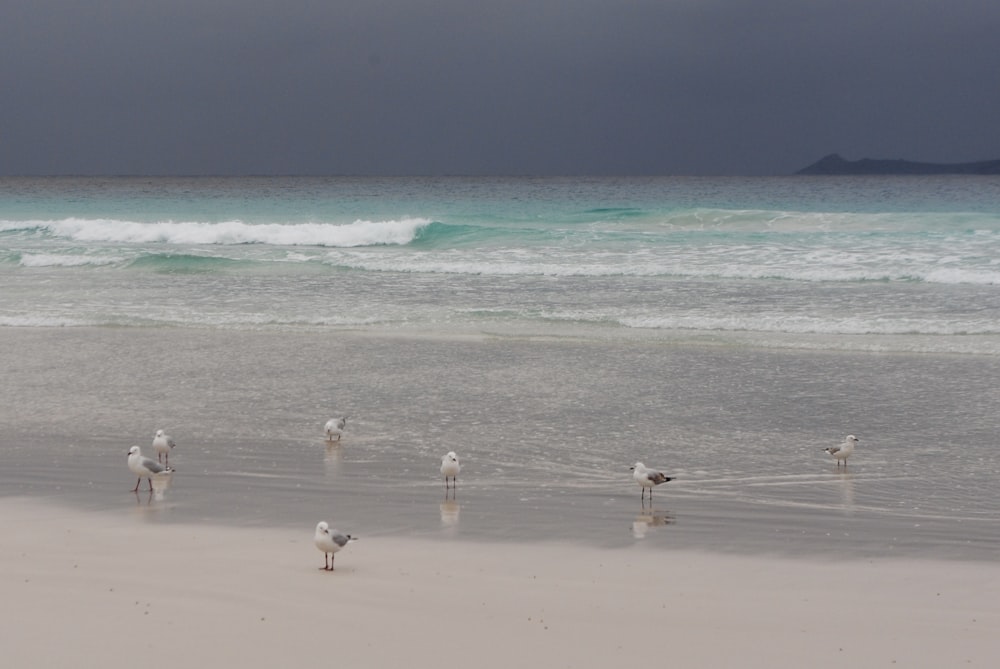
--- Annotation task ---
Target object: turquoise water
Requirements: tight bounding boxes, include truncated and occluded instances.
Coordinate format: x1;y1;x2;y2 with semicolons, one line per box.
2;176;999;351
2;176;999;558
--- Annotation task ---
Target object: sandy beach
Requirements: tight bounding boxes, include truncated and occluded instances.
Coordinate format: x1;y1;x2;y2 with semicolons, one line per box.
3;325;1000;666
3;497;997;668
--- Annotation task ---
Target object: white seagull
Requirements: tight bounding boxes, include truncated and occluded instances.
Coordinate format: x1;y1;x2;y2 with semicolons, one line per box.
824;435;860;467
324;417;348;442
630;462;673;502
441;451;461;489
127;445;173;492
152;429;176;465
313;521;357;571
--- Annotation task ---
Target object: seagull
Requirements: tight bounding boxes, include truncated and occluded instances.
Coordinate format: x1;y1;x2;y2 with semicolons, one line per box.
824;435;860;467
313;521;357;571
152;429;176;465
324;417;348;442
630;462;673;502
441;451;461;489
127;445;173;492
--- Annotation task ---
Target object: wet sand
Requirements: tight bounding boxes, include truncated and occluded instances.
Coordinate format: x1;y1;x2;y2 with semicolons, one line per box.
2;326;1000;560
3;497;997;668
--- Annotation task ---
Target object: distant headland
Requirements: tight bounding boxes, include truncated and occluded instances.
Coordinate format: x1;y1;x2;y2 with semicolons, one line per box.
796;153;1000;175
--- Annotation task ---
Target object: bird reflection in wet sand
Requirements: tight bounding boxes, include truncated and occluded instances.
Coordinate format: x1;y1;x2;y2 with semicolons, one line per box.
133;488;154;506
631;507;674;539
150;474;170;501
323;441;344;477
132;475;171;506
836;470;856;513
440;499;460;530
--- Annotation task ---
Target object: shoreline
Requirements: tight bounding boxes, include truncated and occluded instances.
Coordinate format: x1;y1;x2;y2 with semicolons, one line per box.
3;496;998;668
4;322;1000;357
3;325;1000;563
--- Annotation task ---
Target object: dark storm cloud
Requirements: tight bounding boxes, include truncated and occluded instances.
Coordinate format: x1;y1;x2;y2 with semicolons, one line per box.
2;0;998;175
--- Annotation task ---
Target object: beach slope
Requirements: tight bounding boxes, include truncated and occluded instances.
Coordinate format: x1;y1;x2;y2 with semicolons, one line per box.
2;498;997;668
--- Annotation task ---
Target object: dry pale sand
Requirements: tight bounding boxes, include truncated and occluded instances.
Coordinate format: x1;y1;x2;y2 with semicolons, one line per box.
2;498;997;668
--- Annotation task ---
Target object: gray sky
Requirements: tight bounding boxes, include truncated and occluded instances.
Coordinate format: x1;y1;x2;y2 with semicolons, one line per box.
2;0;998;176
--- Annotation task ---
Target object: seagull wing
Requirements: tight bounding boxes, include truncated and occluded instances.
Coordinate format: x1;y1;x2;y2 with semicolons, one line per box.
143;457;167;474
330;530;354;548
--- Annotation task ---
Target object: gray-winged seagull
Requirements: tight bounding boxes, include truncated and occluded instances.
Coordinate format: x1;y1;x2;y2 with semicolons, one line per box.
324;417;348;442
630;462;673;502
824;435;860;467
127;445;172;492
152;429;176;465
440;451;461;489
313;521;357;571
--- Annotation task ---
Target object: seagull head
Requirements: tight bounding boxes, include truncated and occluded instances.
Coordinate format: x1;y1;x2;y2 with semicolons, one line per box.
128;445;140;456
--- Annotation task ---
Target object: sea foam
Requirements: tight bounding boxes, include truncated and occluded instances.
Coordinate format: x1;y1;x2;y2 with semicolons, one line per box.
4;217;432;247
19;253;125;268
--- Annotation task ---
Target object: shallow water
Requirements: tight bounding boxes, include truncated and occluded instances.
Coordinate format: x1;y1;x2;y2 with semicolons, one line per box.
2;327;997;560
3;175;998;559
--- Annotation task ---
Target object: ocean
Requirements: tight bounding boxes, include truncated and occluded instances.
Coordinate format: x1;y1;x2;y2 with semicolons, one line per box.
2;175;999;559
